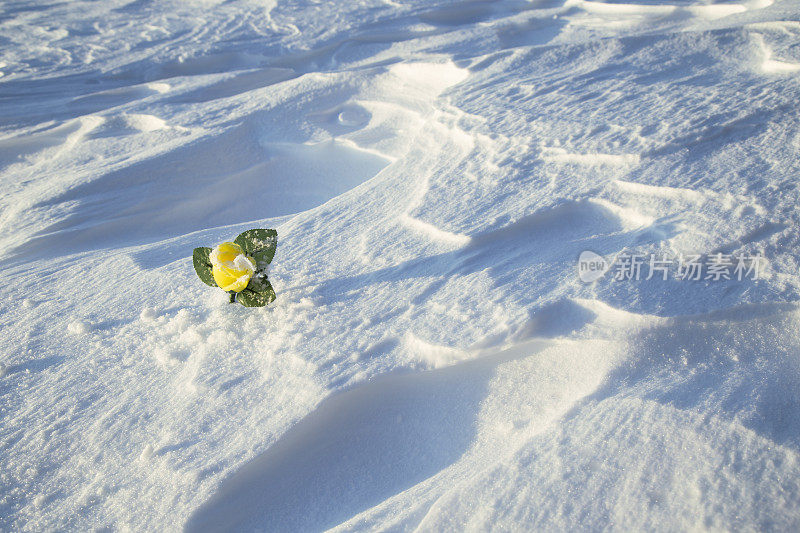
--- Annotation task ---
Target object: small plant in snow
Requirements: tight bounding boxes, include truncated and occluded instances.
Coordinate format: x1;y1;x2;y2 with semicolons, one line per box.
193;229;277;307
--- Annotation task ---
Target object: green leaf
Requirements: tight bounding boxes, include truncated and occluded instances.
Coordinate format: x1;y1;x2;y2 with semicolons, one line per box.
234;229;278;265
238;282;276;307
246;273;271;293
252;248;276;269
193;247;217;287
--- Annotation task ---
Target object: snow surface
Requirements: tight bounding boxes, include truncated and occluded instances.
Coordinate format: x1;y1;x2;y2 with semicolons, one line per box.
1;0;800;531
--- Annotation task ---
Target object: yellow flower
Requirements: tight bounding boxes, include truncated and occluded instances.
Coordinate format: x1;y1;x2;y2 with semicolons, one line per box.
209;242;256;292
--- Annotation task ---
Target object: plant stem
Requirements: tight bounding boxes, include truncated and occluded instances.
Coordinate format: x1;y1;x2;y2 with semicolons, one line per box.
229;292;236;303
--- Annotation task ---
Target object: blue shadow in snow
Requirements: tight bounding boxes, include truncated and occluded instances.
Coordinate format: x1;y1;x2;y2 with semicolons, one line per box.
184;341;547;532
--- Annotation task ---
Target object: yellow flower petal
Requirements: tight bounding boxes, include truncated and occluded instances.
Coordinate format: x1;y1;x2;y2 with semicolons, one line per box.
212;264;249;292
210;242;244;266
209;242;256;292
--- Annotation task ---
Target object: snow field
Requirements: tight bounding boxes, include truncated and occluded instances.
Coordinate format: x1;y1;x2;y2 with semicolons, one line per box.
1;0;800;530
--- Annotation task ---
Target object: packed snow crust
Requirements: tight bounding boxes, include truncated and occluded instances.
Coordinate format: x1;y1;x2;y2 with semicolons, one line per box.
1;0;800;531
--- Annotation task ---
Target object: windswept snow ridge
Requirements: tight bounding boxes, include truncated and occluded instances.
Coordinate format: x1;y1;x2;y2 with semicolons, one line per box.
1;0;800;531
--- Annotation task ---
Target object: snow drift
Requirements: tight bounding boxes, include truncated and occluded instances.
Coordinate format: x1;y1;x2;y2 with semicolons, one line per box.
1;0;800;531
